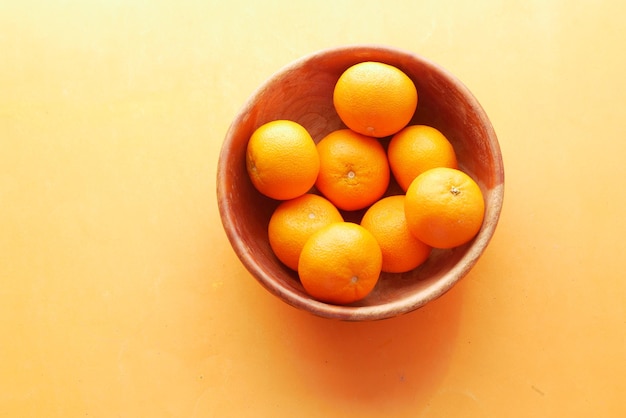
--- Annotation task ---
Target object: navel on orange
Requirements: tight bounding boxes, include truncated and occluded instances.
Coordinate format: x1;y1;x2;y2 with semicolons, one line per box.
333;61;417;138
405;167;485;249
298;222;382;305
361;195;432;273
315;129;390;211
246;120;319;200
388;124;458;191
268;194;344;271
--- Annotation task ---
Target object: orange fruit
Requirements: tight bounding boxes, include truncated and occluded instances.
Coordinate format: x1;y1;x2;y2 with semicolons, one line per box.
405;167;485;249
333;61;417;138
246;120;319;200
315;129;390;211
268;194;344;271
387;124;458;191
298;222;382;305
361;195;432;273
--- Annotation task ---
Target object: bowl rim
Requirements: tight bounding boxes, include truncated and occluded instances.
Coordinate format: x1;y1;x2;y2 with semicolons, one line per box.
217;43;505;321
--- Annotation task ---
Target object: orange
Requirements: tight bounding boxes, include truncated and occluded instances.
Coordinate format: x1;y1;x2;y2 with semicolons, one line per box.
315;129;390;211
405;167;485;249
298;222;382;305
333;61;417;138
246;120;319;200
360;195;432;273
387;124;458;191
268;194;344;271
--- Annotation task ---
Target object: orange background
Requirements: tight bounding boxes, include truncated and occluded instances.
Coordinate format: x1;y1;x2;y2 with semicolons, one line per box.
1;1;625;417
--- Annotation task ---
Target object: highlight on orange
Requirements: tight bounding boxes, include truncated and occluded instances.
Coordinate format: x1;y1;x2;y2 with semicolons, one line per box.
405;167;485;249
361;195;432;273
268;194;344;271
246;119;319;200
388;124;458;191
298;222;382;305
333;61;417;138
315;128;390;211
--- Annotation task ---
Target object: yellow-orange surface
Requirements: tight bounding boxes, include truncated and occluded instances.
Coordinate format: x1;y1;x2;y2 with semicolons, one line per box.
1;1;625;417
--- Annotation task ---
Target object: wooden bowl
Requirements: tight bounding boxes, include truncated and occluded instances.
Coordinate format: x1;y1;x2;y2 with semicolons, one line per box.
217;45;504;321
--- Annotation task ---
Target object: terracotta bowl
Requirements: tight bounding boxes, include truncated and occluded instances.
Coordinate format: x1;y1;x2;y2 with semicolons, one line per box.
217;45;504;321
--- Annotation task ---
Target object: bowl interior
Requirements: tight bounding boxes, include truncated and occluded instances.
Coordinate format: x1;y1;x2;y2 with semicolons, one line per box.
217;45;504;320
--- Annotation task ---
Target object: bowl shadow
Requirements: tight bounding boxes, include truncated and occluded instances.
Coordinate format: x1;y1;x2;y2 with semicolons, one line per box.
282;281;464;411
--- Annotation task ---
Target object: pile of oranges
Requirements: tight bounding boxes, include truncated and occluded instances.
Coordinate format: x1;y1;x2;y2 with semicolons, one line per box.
245;61;485;305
